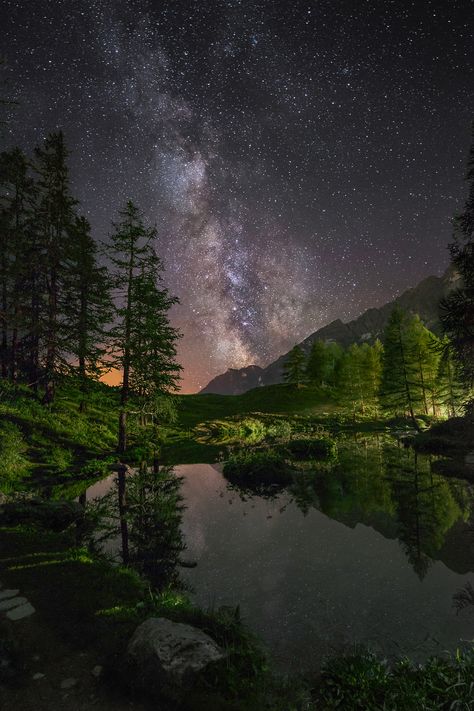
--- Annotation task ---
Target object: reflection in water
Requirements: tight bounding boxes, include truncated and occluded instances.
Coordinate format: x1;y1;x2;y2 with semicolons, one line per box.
178;437;474;671
80;435;474;672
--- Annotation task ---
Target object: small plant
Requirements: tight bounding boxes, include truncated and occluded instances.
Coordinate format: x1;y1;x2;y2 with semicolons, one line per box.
316;648;474;710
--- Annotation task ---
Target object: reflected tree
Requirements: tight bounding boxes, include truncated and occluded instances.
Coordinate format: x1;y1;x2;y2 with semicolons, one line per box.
126;463;185;589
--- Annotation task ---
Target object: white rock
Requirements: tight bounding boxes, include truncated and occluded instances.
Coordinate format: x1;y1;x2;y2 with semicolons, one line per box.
33;672;45;680
60;678;77;689
6;602;35;620
0;596;28;611
127;617;225;687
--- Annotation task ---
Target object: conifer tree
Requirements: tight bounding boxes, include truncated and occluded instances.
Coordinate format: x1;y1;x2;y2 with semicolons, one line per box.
0;147;37;382
283;345;306;387
440;124;474;399
63;215;113;410
336;342;382;417
128;253;181;421
380;308;421;426
34;132;77;403
306;340;329;385
108;200;181;455
436;337;465;417
325;341;344;386
408;316;440;416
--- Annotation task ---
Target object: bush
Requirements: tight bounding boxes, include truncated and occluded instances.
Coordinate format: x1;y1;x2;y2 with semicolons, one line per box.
223;449;293;488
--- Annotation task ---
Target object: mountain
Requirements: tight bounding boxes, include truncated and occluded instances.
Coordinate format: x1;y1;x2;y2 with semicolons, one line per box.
201;268;459;395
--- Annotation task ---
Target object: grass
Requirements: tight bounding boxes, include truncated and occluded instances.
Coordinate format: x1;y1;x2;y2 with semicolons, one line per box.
176;383;339;430
315;649;474;710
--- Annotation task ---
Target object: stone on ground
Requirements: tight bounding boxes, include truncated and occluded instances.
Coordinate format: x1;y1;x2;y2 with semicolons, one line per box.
126;617;225;692
0;589;20;601
6;602;35;620
0;596;28;611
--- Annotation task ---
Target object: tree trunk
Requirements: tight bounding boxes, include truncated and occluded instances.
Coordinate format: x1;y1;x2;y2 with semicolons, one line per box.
117;463;129;564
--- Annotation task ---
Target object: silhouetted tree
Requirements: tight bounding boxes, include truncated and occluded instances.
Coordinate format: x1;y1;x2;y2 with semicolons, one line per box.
108;200;181;454
440;123;474;405
34;132;77;403
283;345;306;386
63;215;113;410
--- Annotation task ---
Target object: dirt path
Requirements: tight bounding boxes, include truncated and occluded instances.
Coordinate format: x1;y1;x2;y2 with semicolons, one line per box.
0;577;153;711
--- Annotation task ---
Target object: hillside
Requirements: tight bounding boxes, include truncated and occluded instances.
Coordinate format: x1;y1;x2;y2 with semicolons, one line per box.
202;267;458;395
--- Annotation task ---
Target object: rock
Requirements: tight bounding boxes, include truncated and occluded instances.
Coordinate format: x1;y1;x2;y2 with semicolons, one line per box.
0;589;20;601
6;602;35;620
126;617;225;693
33;672;45;680
60;677;77;689
91;665;103;678
0;596;28;611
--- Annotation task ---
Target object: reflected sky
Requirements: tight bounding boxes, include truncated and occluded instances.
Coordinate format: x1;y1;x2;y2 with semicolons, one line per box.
178;461;474;671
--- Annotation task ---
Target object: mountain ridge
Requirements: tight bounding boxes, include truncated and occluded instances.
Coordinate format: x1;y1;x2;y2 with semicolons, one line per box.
201;268;458;395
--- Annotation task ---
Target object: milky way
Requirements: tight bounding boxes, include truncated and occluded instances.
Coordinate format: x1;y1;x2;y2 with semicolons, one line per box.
2;0;473;390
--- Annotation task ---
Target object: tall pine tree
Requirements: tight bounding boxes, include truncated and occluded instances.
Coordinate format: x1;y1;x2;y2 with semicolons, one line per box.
440;123;474;404
108;200;181;455
63;215;113;410
380;308;421;426
34;132;77;403
283;345;306;387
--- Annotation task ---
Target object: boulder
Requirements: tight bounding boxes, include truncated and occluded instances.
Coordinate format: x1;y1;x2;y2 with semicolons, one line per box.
126;617;225;694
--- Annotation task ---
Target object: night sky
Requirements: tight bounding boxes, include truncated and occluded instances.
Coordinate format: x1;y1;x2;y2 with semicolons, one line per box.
2;0;473;392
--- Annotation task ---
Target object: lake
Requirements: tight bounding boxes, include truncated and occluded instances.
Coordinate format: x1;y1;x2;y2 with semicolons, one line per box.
86;435;474;673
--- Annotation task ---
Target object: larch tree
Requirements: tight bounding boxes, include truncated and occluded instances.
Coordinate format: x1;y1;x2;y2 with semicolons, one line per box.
108;201;181;565
34;132;77;404
0;148;36;382
306;340;330;385
408;316;440;417
380;307;421;427
108;200;181;455
283;345;306;387
63;215;113;411
436;337;466;418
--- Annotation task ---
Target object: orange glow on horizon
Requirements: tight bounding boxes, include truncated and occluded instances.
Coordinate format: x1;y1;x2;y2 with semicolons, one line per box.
100;368;122;387
99;368;197;394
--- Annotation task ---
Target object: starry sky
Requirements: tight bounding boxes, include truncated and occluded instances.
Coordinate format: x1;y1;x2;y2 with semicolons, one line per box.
2;0;473;392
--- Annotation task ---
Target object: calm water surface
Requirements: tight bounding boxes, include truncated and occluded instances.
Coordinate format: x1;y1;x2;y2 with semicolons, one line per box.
87;437;474;672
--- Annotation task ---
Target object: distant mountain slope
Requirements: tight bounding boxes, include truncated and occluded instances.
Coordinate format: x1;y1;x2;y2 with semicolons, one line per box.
201;268;458;395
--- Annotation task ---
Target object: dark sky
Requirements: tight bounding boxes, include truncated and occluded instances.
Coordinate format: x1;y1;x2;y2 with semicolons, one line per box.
2;0;473;391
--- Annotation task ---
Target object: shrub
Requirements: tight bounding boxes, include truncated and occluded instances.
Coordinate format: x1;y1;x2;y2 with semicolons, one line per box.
223;449;293;487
